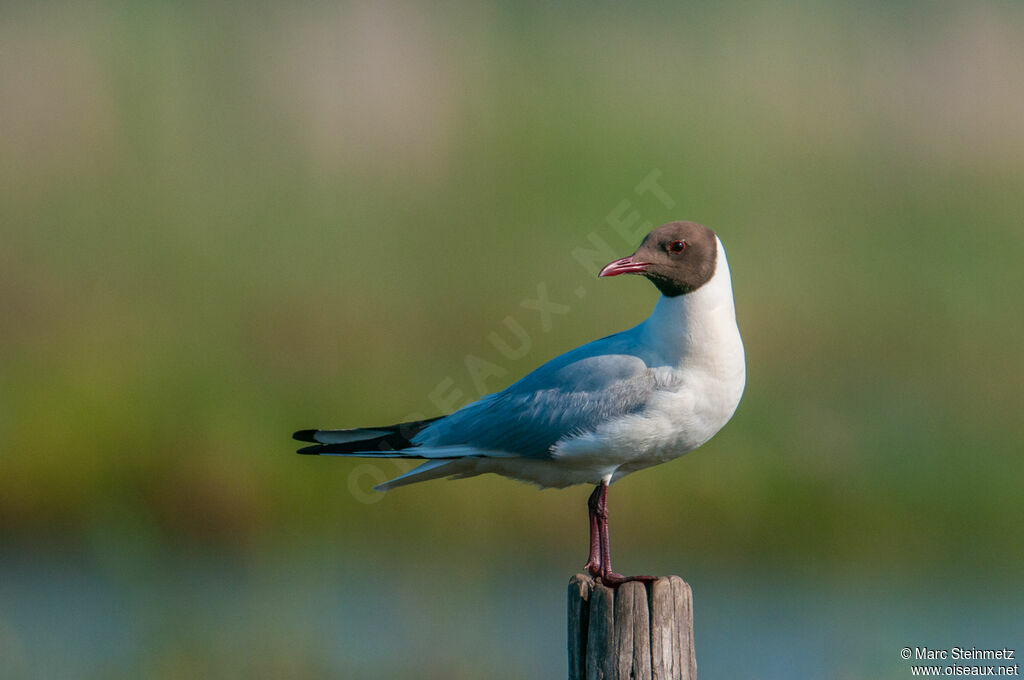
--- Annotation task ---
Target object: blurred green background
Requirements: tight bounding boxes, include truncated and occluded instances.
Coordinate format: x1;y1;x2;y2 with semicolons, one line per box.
2;1;1022;678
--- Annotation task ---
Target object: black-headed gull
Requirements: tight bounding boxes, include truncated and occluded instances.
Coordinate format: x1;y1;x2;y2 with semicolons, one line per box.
295;221;745;585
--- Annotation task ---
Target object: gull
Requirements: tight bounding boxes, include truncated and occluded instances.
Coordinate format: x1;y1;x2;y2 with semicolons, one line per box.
294;221;745;585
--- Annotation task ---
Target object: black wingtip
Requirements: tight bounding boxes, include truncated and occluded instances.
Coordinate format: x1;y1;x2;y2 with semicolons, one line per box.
296;444;323;455
293;429;319;443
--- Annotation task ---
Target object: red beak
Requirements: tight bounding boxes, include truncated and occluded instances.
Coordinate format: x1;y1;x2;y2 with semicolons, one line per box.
599;256;650;277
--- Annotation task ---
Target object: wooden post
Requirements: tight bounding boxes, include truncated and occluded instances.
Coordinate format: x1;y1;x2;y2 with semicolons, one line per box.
568;574;696;680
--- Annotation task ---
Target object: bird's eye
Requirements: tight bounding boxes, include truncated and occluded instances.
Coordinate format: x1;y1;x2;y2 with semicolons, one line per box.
668;240;687;254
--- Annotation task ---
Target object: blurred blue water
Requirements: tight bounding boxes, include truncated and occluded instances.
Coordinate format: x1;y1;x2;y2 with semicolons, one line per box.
2;552;1020;679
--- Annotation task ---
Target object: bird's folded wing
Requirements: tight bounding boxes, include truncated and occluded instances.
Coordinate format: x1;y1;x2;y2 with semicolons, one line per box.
414;348;678;459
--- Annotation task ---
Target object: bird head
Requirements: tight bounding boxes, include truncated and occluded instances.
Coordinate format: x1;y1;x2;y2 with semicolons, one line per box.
598;221;718;297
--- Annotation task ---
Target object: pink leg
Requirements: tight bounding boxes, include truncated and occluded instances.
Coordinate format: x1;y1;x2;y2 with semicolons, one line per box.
593;480;655;587
583;485;602;577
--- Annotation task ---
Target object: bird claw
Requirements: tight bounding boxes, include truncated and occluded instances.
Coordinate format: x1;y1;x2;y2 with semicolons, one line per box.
597;570;657;587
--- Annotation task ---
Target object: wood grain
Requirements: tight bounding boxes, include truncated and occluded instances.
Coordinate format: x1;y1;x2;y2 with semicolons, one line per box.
567;574;695;680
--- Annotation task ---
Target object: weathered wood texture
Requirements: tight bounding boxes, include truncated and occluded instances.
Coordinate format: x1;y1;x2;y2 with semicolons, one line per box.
568;574;696;680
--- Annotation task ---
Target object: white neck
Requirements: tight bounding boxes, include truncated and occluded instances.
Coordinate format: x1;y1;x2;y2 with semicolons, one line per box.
639;237;743;368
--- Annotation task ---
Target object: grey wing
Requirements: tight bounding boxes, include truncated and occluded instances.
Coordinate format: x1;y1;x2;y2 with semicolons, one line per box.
413;351;676;458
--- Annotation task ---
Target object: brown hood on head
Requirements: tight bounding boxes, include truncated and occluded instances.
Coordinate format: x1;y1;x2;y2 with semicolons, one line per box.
599;221;718;297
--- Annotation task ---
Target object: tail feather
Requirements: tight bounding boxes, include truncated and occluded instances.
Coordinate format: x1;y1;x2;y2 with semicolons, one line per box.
293;416;443;456
373;460;464;491
293;416;500;492
293;429;392;444
296;444;411;456
301;444;509;459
